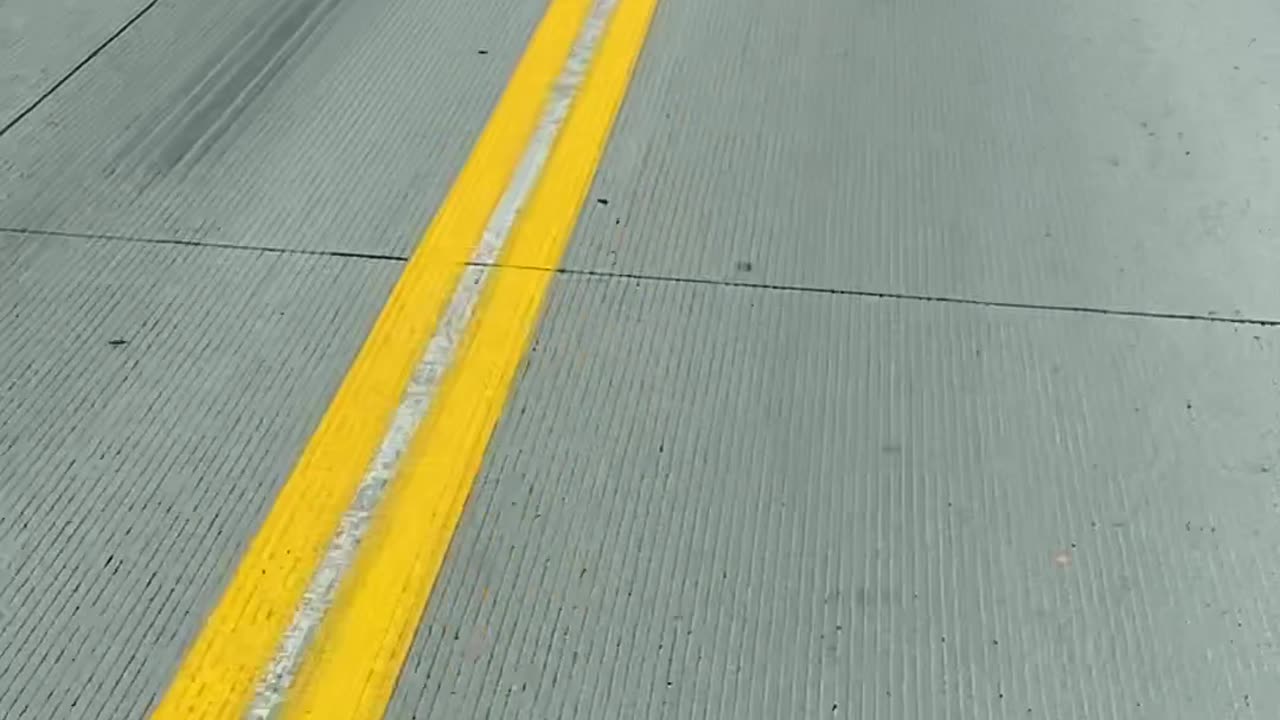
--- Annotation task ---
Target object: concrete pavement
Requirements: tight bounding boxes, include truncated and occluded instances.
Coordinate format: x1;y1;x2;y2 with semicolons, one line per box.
2;0;1279;717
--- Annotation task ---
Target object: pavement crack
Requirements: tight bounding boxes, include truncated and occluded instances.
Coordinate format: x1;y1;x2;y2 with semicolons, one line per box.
1;0;165;137
467;261;1280;328
1;226;409;263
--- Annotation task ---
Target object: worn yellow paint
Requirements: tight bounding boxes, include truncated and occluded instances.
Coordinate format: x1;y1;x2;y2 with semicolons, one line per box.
150;0;592;716
278;0;660;716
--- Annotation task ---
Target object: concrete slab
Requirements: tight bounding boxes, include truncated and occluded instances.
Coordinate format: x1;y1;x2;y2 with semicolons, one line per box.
0;0;547;257
390;272;1280;719
561;0;1280;319
386;1;1280;712
0;0;154;129
0;231;400;718
4;0;1277;717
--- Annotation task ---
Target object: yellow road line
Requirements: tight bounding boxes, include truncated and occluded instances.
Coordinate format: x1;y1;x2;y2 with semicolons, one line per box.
278;0;659;716
151;0;592;715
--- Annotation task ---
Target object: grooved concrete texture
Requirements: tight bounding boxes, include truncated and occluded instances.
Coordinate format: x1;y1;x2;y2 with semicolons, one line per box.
0;0;547;715
0;0;547;257
0;232;400;719
0;0;152;128
392;275;1280;720
561;0;1280;319
4;0;1280;714
389;0;1280;717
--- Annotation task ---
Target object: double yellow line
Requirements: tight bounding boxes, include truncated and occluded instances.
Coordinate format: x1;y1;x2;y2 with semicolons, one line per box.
152;0;657;716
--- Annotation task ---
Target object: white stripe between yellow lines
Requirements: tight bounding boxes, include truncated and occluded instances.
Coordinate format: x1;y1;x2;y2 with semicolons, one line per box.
152;0;657;716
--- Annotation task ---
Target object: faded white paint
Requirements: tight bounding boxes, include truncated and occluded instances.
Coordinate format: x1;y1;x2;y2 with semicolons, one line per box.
246;0;620;716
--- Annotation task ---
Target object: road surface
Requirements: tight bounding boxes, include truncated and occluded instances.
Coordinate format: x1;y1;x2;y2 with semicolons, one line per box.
2;0;1279;717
